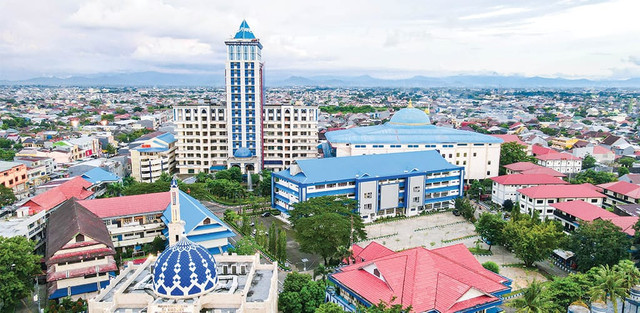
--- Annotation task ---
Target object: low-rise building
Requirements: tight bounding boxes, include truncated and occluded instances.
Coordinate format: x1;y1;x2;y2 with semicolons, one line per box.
551;200;619;233
327;242;512;312
503;161;566;178
619;173;640;185
130;132;177;183
0;207;47;252
272;150;464;223
79;167;121;197
78;192;169;250
535;152;582;174
490;174;568;205
517;184;606;220
572;145;615;164
23;176;94;214
598;181;640;209
0;161;28;200
45;199;117;300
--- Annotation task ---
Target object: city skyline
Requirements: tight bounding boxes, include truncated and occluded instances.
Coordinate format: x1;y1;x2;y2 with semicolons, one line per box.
1;0;640;81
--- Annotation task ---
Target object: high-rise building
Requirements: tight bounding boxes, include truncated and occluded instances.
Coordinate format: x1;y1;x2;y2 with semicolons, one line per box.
174;21;319;175
225;20;263;172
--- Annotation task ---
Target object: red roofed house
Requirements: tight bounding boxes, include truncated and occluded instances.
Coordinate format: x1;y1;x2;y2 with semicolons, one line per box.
490;174;568;205
572;145;615;164
327;242;512;312
45;199;116;299
551;200;619;233
518;184;606;220
23;176;94;215
77;192;170;250
503;162;566;178
535;152;582;174
599;216;639;236
345;241;394;265
598;181;640;209
532;144;556;156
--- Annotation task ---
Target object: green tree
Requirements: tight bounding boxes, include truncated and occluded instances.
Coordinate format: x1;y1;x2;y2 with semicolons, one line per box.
359;298;412;313
313;264;331;281
268;223;277;254
499;142;536;175
546;273;593;312
582;154;597;169
150;236;166;254
0;184;17;206
228;237;256;255
503;199;514;212
315;302;345;313
241;214;251;236
618;167;630;177
570;169;617;184
104;143;117;155
614;259;640;290
590;265;628;313
0;236;42;311
502;216;564;267
291;196;366;265
618;157;635;168
454;197;475;221
0;149;16;161
508;280;555;312
257;170;272;196
280;272;325;313
568;219;630;272
46;297;87;313
475;213;505;250
482;261;500;273
277;228;287;263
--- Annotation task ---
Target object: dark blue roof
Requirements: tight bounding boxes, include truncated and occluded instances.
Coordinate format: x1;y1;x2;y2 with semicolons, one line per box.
274;150;462;184
233;147;253;158
152;238;218;298
162;190;233;235
234;20;256;39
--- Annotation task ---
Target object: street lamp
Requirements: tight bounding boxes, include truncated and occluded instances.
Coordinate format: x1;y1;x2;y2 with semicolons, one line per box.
301;258;308;271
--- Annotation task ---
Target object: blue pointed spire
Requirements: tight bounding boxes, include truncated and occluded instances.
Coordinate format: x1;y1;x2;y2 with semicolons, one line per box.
234;20;256;39
171;175;178;188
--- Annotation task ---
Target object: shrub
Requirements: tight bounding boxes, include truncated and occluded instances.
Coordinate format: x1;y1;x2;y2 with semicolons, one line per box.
482;261;500;274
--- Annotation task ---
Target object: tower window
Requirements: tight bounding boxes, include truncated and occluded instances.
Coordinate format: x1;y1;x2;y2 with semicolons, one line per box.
76;234;85;242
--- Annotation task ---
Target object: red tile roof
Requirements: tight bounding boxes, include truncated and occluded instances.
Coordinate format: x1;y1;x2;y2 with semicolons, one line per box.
599;216;638;236
535;152;581;161
332;244;508;313
519;167;567;177
490;174;568;186
504;162;543;172
598;181;640;199
593;145;614;155
551;200;617;222
24;176;93;214
491;135;526;146
518;184;605;199
532;145;556;156
349;242;395;264
78;192;170;218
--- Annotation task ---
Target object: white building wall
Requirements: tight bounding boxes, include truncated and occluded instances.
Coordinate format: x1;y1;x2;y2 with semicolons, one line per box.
518;194;604;220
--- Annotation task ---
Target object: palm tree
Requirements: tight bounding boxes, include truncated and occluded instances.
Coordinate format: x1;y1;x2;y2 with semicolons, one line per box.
508;280;553;313
313;264;331;281
614;260;640;290
590;264;628;313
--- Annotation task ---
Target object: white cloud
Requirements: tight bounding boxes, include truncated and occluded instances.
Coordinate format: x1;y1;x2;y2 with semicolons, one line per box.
0;0;639;80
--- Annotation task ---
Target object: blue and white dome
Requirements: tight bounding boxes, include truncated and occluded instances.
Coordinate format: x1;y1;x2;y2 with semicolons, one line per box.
233;147;253;158
153;238;218;298
389;108;431;126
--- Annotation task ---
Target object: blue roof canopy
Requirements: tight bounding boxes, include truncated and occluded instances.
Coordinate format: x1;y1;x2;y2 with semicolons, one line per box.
234;20;256;39
81;168;121;184
274;150;462;184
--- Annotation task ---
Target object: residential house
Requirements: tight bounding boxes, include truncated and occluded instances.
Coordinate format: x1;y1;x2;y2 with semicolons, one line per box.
0;161;29;200
535;152;582;174
598;181;640;209
572;145;615;164
503;162;566;178
619;173;640;185
23;176;94;215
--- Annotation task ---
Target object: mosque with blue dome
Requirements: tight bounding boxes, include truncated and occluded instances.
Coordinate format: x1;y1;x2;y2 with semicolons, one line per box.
89;178;279;313
323;102;503;180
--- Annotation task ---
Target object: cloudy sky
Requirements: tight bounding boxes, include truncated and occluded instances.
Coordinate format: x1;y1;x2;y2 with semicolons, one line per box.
1;0;639;80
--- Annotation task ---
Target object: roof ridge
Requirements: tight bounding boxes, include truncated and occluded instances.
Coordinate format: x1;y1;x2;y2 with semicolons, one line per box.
430;244;506;283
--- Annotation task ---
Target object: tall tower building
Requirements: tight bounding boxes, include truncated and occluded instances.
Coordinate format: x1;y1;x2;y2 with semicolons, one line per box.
225;20;263;172
167;177;185;245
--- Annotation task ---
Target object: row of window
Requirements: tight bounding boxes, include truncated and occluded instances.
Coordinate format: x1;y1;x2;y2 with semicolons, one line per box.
352;144;479;149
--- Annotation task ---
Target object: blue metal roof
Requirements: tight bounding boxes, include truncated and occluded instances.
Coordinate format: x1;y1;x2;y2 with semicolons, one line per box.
325;109;502;144
133;132;176;153
274;150;462;184
162;190;232;235
81;167;121;184
234;20;256;39
233;147;253;158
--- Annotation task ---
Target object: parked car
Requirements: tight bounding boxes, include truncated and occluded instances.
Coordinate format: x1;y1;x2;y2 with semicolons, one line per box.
452;210;461;216
261;211;271;217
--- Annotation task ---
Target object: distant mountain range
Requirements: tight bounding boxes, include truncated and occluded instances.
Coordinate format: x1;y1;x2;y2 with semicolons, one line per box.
2;72;640;88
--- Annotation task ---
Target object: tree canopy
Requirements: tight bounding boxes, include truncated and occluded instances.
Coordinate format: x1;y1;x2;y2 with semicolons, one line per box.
279;272;326;313
499;142;536;175
567;219;631;272
570;169;617;185
582;154;597;169
291;196;366;265
0;236;42;311
0;184;17;206
475;213;505;250
502;215;565;267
